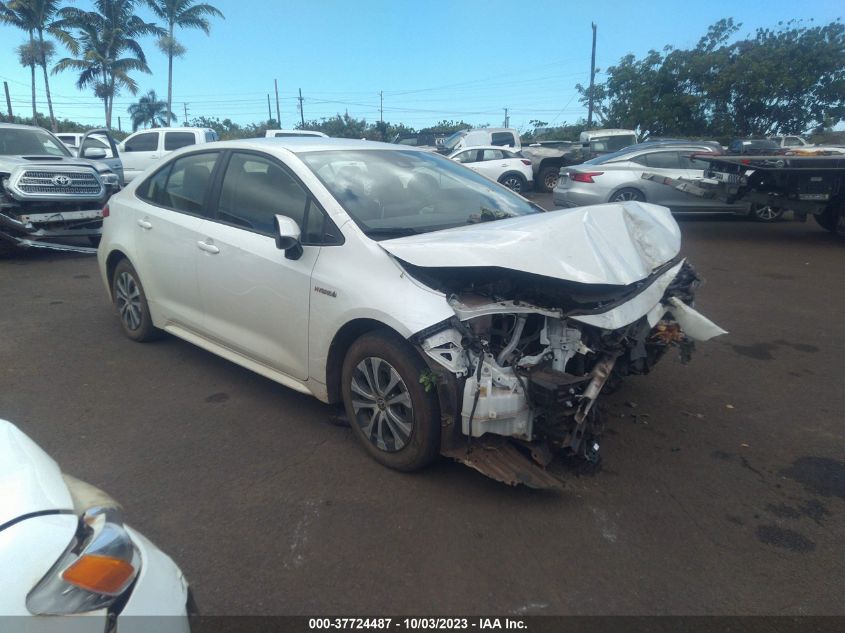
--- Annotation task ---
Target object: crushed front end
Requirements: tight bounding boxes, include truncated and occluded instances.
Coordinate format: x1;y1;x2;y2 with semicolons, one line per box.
411;259;726;488
0;163;119;254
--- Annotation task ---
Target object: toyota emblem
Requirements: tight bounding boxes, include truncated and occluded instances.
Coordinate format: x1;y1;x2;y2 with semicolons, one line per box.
52;175;72;187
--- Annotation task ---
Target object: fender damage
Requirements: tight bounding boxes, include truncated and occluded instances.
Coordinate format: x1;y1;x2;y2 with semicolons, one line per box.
383;202;727;488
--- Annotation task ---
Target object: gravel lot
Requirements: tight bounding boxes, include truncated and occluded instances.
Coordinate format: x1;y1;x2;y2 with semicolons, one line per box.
1;198;843;615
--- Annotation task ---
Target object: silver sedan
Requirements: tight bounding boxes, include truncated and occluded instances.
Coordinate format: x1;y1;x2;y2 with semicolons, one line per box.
553;144;762;218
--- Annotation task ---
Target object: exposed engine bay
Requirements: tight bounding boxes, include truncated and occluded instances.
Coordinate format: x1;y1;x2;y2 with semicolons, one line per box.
407;257;725;487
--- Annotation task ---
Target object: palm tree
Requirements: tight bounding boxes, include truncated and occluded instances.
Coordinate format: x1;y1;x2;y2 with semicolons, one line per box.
52;0;163;129
144;0;224;126
2;0;61;131
1;0;37;123
128;90;174;130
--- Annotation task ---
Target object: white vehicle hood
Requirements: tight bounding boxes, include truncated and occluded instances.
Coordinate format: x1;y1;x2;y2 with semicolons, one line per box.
0;420;73;526
379;201;681;286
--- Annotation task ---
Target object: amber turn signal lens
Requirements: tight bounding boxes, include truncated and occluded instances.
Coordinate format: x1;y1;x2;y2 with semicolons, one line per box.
61;554;135;595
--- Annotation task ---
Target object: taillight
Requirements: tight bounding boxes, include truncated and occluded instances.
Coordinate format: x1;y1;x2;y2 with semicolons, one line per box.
520;159;532;166
102;204;110;218
571;171;604;183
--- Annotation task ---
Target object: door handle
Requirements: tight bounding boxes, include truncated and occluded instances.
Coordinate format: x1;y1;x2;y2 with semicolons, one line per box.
197;240;219;254
137;219;152;230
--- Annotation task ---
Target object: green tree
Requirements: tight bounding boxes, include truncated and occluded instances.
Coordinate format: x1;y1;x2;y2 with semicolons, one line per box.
580;19;845;138
144;0;224;126
128;89;175;130
52;0;163;129
1;0;37;123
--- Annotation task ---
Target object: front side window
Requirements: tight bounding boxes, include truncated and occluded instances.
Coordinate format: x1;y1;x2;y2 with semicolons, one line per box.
164;132;196;151
645;151;681;169
124;132;158;152
452;150;477;164
301;149;542;239
217;152;308;235
138;152;219;214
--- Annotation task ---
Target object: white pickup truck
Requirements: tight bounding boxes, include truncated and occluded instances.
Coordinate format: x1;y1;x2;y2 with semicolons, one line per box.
118;127;218;182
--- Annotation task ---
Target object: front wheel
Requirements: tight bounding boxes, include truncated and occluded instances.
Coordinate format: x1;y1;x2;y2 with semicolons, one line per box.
499;173;527;193
341;331;440;472
112;259;160;342
610;188;646;203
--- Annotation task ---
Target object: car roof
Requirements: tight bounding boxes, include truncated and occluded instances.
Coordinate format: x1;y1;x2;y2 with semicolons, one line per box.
451;145;518;152
207;137;428;154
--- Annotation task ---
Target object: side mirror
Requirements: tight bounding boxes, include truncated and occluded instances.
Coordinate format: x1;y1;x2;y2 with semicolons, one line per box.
274;214;303;260
83;147;108;159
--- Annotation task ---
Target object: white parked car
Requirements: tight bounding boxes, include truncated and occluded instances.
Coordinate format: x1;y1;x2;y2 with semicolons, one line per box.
449;145;534;193
118;127;218;183
97;137;725;487
0;419;190;628
265;129;328;138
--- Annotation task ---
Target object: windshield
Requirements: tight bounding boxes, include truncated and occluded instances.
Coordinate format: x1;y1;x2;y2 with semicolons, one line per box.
442;131;467;151
0;127;72;157
300;149;542;238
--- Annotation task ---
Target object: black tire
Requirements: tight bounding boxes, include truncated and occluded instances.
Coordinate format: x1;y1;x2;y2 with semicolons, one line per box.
814;206;841;234
609;188;646;203
538;166;560;193
111;259;160;342
341;330;440;472
750;205;784;222
499;172;527;193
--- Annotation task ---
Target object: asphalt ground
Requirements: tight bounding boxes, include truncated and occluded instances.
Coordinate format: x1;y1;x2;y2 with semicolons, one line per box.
1;197;843;616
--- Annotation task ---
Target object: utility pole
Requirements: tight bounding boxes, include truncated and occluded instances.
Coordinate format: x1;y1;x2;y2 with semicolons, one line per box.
379;91;385;140
3;82;12;119
503;108;509;127
274;79;281;126
183;103;189;126
267;94;272;123
587;22;597;129
118;116;122;132
298;88;305;127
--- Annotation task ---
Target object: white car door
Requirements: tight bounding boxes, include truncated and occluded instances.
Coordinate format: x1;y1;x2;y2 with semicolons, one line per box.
130;150;221;330
473;149;509;181
194;151;321;380
119;131;161;182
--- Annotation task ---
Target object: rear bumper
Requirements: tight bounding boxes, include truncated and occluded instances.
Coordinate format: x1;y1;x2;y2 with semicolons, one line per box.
552;187;606;208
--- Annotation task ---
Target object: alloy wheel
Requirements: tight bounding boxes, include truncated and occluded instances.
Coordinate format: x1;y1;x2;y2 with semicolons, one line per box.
502;175;523;192
115;271;142;331
350;357;414;452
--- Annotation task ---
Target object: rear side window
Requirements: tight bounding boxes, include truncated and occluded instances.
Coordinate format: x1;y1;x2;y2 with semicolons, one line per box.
491;132;515;147
137;152;219;215
481;149;505;161
124;132;158;152
453;150;478;164
164;132;196;151
217;152;308;235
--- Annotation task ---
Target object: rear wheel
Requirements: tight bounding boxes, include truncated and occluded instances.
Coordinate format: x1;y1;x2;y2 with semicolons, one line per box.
499;173;527;193
750;205;784;222
610;188;646;203
341;331;440;472
538;166;560;192
112;259;160;342
814;205;842;234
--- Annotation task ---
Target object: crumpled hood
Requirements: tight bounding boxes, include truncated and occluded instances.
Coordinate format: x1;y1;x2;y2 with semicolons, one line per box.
380;201;682;286
0;155;109;173
0;419;73;526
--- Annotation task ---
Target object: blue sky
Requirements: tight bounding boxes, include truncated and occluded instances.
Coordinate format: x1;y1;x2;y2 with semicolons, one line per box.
0;0;842;132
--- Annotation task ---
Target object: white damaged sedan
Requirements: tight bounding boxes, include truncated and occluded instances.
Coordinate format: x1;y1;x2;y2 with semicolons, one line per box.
0;420;190;630
97;138;725;487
